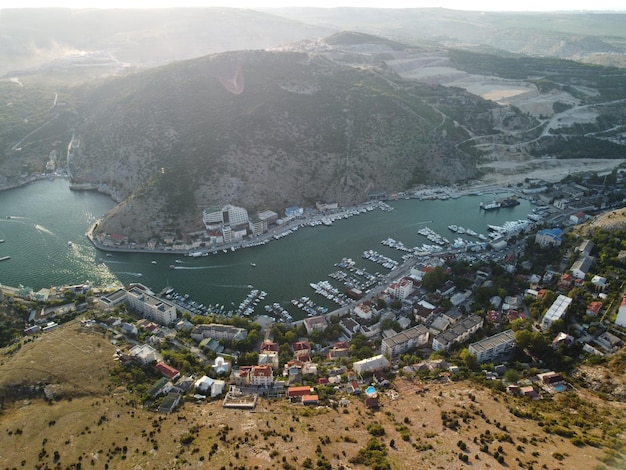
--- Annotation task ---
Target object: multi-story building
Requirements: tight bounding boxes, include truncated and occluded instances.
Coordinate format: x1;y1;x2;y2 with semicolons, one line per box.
432;315;484;351
387;278;414;300
469;329;516;363
353;355;390;375
535;228;564;247
381;325;429;358
190;323;248;342
250;365;273;386
202;204;250;242
126;287;177;326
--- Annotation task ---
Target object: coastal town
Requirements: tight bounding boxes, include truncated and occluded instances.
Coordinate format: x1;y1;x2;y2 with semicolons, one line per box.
2;170;626;468
3;170;626;412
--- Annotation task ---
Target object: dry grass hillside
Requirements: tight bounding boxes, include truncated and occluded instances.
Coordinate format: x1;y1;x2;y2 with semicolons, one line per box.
1;320;626;469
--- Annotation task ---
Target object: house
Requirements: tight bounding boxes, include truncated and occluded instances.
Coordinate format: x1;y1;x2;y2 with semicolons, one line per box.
327;342;351;361
591;275;608;291
195;375;214;394
541;295;572;331
537;371;565;385
571;256;593;280
155;362;180;381
292;341;312;361
586;301;603;317
302;395;320;406
520;386;540;400
260;341;279;353
354;301;378;321
158;392;181;413
552;332;574;348
593;331;624;353
380;325;430;358
577;239;595;257
468;330;516;364
353;355;391;375
414;300;438;324
339;317;361;339
129;344;158;365
258;352;280;370
557;273;574;291
569;212;589;224
250;365;273;387
304;315;328;335
288;386;313;398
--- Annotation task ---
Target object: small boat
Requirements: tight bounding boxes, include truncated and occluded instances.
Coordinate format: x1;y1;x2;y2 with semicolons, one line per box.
0;239;4;243
169;264;176;270
68;241;73;247
106;253;113;257
151;260;157;264
0;256;10;262
175;259;182;264
250;262;257;267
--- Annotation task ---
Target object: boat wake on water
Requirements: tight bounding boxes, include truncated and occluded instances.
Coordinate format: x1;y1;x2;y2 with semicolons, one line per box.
118;272;144;277
206;283;255;289
33;224;55;236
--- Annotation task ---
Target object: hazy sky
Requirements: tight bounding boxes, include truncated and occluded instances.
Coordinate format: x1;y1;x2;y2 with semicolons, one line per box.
1;0;624;12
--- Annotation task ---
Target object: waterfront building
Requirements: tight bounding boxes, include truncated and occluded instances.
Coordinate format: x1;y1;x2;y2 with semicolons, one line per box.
387;278;414;300
285;206;303;218
249;210;278;236
541;294;573;331
97;288;128;309
535;228;564;247
381;325;430;358
202;204;250;241
304;315;328;335
126;287;177;326
468;329;516;364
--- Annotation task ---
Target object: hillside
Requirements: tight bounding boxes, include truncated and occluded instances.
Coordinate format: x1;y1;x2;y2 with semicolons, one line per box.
1;320;625;469
73;48;495;241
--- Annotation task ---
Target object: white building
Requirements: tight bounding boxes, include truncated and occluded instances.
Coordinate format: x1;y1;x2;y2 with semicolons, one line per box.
615;295;626;328
129;344;158;364
353;355;390;375
381;325;429;358
126;287;177;326
541;294;573;330
387;278;414;300
571;256;593;280
469;330;516;364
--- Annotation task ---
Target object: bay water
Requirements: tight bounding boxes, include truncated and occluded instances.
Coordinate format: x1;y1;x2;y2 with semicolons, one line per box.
0;178;531;319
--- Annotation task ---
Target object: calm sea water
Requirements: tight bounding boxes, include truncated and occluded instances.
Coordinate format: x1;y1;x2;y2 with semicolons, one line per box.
0;178;530;319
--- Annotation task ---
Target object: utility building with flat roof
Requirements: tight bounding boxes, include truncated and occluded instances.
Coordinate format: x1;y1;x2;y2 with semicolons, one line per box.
541;294;572;331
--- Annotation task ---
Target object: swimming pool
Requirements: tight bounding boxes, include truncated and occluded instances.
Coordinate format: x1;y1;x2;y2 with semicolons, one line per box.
365;386;377;396
553;384;567;392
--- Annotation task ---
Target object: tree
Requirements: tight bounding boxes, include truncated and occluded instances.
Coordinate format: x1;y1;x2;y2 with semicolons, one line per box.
504;369;520;383
422;266;446;292
459;348;478;370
